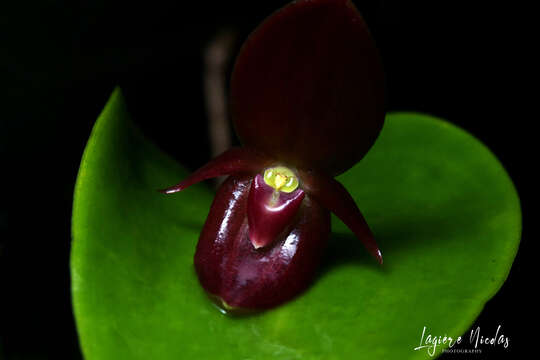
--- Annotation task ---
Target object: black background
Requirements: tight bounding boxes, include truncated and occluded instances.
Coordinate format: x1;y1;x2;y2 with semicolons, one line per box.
0;0;533;359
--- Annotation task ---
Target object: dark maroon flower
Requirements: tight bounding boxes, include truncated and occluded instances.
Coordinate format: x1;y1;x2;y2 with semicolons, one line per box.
161;0;385;312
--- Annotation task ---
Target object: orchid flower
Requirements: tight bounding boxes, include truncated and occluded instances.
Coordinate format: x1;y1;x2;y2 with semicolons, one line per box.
161;0;385;312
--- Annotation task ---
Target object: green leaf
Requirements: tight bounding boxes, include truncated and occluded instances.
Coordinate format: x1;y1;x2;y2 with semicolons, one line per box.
72;89;520;359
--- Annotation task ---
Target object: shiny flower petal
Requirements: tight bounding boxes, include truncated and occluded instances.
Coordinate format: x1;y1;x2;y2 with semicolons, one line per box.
231;0;385;175
194;175;330;311
247;174;305;249
163;0;386;312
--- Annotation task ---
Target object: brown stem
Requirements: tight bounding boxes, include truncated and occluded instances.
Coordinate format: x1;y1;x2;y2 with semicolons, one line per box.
203;29;236;186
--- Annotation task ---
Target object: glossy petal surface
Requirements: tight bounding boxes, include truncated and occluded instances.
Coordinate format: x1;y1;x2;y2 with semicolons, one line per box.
230;0;385;175
195;175;328;310
247;174;305;249
72;90;521;359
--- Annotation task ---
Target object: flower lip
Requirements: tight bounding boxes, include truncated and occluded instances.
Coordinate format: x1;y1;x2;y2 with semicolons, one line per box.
194;175;330;311
162;0;386;314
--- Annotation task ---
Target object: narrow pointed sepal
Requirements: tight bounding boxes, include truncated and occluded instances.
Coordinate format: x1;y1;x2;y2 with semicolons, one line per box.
159;147;273;194
247;174;305;249
299;170;383;264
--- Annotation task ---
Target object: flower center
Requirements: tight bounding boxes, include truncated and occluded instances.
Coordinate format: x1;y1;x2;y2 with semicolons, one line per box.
263;166;299;193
